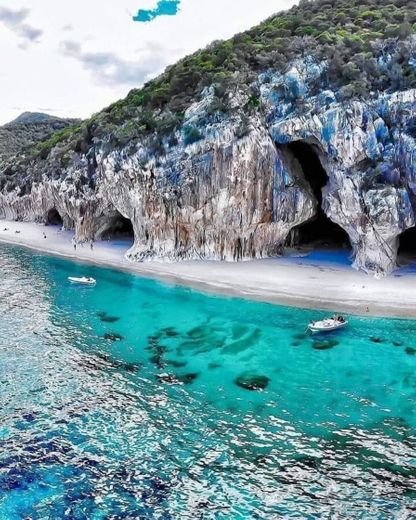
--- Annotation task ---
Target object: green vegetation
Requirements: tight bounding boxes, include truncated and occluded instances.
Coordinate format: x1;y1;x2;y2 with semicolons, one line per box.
0;115;78;164
183;125;203;145
17;0;416;161
34;123;84;159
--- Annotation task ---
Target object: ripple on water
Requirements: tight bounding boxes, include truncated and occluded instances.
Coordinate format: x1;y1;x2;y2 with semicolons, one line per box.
1;245;416;518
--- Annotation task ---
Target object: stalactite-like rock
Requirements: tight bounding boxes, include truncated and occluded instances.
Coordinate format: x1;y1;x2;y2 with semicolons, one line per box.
1;59;416;275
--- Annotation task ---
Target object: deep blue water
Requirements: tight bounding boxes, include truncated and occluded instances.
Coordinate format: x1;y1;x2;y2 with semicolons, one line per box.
0;244;416;518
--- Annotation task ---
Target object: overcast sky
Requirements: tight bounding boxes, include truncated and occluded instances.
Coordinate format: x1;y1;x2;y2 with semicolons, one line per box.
0;0;296;125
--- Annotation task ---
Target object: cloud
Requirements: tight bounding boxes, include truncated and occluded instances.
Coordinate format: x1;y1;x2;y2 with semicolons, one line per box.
36;107;59;113
0;6;43;47
133;0;180;23
60;40;171;87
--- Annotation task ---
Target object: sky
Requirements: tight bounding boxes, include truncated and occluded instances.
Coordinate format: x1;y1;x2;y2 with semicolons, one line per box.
0;0;296;125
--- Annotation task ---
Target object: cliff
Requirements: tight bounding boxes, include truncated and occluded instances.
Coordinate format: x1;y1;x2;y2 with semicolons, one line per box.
1;0;416;275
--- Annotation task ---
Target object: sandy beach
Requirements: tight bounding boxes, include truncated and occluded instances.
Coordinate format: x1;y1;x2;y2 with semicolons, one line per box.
0;219;415;319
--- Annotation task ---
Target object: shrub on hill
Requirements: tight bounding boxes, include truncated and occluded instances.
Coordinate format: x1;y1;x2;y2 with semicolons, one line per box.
5;0;416;166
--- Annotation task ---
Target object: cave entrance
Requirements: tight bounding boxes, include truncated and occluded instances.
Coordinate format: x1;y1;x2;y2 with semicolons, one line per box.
46;208;63;226
398;227;416;264
285;141;351;252
103;212;134;241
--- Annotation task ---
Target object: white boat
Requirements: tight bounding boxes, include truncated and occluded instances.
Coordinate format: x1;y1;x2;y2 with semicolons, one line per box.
308;316;348;333
68;276;96;285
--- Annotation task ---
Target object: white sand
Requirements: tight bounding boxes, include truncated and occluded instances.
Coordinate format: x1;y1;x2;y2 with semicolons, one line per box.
0;219;415;319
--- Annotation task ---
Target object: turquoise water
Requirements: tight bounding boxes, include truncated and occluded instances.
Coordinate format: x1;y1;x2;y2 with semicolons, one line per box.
1;245;416;518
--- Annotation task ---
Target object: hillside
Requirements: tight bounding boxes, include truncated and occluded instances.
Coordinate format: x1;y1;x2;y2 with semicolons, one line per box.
0;0;416;275
0;112;79;164
24;0;416;160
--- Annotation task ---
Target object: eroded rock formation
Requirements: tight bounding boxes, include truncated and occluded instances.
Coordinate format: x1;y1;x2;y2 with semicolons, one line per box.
1;59;416;275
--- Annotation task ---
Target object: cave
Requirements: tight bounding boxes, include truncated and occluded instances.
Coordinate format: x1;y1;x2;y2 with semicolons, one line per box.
286;141;351;250
102;212;134;240
46;208;63;226
398;227;416;262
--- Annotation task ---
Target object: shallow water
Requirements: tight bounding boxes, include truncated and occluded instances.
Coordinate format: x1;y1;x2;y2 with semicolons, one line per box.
1;245;416;518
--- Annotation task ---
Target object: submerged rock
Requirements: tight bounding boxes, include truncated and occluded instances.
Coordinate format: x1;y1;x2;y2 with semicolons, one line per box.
148;340;168;369
165;359;187;368
312;339;339;350
223;328;262;354
370;337;385;344
186;325;208;340
100;315;120;323
97;311;120;323
156;373;179;385
122;363;141;374
293;333;307;340
405;347;416;356
104;333;124;342
235;373;270;391
156;370;198;385
95;352;140;373
176;372;199;385
208;362;222;369
162;327;180;337
149;354;166;369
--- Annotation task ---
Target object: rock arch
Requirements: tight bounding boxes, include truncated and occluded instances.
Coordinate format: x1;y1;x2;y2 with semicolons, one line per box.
45;208;63;226
96;211;134;241
279;140;352;254
398;226;416;265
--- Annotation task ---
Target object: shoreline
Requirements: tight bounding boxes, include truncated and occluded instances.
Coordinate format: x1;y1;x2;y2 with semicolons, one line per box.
1;220;416;319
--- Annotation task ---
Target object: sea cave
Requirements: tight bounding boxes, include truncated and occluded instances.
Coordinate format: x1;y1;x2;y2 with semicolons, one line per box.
100;211;134;241
398;226;416;265
46;208;63;227
285;141;351;252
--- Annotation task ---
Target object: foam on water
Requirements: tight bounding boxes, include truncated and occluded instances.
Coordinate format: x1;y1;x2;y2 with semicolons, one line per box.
0;245;415;518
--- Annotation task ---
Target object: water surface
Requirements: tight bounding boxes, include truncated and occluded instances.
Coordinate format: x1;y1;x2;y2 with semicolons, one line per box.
1;245;415;518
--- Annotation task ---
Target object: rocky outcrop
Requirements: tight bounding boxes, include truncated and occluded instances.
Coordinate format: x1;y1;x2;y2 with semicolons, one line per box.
1;60;416;275
262;69;416;273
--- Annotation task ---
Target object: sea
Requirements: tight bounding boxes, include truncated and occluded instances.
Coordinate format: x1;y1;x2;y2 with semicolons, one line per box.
0;244;415;519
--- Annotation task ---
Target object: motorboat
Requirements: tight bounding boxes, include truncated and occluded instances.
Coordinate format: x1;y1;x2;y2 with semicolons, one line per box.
308;315;348;333
68;276;96;285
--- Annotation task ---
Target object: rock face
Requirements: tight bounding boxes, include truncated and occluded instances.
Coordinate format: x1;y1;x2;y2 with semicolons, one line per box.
0;61;416;275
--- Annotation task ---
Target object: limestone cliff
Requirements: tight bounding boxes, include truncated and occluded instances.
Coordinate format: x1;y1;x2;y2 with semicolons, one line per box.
1;0;416;275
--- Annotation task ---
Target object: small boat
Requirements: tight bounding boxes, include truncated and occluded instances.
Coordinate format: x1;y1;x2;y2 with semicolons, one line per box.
68;276;96;285
308;315;348;333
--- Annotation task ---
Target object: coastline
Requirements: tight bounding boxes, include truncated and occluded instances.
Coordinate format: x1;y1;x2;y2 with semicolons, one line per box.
1;220;415;319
